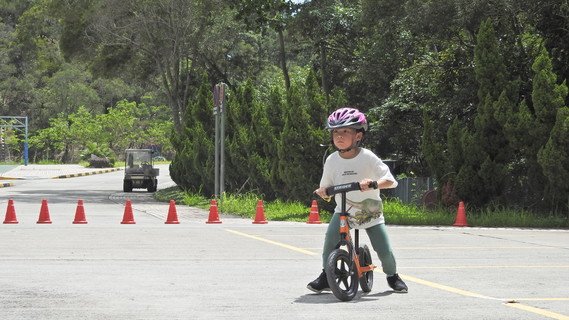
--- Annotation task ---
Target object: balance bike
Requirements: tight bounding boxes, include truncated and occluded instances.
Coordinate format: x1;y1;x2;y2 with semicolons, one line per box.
324;181;378;301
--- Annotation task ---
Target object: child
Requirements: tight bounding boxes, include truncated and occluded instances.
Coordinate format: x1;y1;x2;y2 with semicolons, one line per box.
307;107;408;293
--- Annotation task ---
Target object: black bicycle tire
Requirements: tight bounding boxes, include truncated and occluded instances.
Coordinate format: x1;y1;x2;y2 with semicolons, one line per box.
325;248;358;301
358;245;374;292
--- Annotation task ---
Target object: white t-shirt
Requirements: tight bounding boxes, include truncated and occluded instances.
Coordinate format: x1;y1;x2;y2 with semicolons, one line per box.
320;148;397;229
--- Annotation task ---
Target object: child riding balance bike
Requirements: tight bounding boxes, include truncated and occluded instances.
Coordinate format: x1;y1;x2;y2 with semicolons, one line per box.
307;107;408;298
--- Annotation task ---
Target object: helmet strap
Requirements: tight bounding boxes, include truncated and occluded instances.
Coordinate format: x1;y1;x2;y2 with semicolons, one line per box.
335;140;360;154
331;130;364;154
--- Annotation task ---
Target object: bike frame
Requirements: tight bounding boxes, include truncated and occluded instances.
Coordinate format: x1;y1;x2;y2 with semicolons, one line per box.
336;188;376;279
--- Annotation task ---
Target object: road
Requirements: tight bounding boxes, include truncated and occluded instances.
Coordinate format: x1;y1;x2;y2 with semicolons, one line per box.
0;165;568;319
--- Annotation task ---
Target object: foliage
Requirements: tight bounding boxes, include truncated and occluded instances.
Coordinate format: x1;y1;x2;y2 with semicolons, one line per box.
154;186;568;228
170;77;215;194
2;0;569;216
29;102;172;163
538;107;569;214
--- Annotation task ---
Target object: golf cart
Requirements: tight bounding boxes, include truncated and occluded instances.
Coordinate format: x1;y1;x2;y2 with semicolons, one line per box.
123;149;159;192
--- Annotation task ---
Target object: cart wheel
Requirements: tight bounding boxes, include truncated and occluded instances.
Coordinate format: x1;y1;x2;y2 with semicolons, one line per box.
325;248;358;301
358;245;374;292
123;180;133;192
147;179;158;192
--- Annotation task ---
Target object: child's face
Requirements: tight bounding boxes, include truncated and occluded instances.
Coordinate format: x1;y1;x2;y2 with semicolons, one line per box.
332;128;362;149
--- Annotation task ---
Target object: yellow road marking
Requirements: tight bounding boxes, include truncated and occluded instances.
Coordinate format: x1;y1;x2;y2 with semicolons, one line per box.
401;274;569;319
400;265;569;270
225;228;568;319
505;302;569;320
399;274;497;300
510;298;569;301
397;246;557;250
224;229;317;256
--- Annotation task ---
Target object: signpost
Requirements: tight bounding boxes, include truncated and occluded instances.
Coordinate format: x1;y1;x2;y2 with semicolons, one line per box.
213;83;228;198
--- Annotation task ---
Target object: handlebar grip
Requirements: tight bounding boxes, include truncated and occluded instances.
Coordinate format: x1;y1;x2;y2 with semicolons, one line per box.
324;181;378;197
325;182;361;196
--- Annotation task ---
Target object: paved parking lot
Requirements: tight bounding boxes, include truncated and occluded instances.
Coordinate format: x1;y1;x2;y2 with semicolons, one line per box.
0;165;567;319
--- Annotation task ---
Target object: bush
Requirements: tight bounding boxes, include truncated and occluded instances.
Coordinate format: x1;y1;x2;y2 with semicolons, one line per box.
87;154;114;168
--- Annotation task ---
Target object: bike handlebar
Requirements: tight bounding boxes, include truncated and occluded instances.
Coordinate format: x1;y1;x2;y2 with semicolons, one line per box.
325;181;378;197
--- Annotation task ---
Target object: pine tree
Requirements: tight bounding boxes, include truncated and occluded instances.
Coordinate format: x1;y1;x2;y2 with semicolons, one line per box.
526;45;567;210
277;79;326;202
454;18;513;206
305;69;328;125
454;129;486;205
531;44;569;212
538;107;569;214
446;119;463;174
169;77;215;194
250;82;276;199
266;86;286;199
421;111;448;182
226;80;255;193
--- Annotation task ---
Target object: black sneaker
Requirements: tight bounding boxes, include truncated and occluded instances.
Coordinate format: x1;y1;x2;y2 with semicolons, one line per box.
307;269;330;293
387;274;408;293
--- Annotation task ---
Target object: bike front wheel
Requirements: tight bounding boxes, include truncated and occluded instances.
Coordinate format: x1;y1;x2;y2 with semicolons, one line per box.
325;248;358;301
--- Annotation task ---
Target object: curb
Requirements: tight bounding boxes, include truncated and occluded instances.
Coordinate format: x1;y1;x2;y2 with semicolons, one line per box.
53;168;123;179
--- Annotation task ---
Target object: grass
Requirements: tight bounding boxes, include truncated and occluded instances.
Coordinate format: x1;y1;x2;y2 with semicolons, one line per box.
156;186;569;229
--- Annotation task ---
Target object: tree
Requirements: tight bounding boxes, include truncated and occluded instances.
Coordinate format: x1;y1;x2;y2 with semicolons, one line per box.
231;0;297;91
169;75;215;194
454;18;514;206
226;80;259;193
290;0;361;101
421;112;448;183
538;107;569;214
89;0;230;133
531;44;569;210
277;73;327;202
354;0;409;106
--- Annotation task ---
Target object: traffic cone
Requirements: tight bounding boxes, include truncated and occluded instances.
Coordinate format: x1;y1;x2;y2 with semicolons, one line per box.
165;199;180;224
307;200;322;224
72;199;88;224
453;201;468;227
206;199;222;224
3;199;18;224
37;199;52;224
121;199;136;224
252;200;268;224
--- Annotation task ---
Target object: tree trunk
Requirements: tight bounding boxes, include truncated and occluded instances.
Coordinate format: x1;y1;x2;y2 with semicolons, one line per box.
277;29;290;91
320;42;330;103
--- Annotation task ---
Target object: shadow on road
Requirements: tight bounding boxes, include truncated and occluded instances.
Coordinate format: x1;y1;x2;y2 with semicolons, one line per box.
294;290;394;304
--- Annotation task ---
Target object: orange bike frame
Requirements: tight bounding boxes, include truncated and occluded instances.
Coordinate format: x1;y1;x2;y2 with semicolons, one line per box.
338;214;376;278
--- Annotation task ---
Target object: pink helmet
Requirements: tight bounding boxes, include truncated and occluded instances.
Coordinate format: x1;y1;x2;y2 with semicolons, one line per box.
326;107;368;131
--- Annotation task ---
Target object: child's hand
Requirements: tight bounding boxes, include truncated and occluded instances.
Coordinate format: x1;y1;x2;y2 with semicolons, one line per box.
359;179;376;191
314;187;331;201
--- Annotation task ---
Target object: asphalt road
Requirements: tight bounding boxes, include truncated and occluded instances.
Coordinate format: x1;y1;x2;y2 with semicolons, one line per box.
0;165;568;319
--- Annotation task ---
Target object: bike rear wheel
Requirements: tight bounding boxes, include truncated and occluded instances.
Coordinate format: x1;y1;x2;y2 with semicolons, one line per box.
358;245;374;292
325;248;358;301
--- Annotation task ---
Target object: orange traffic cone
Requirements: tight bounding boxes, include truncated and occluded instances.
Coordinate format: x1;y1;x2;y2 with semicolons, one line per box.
3;199;18;224
121;199;136;224
37;199;52;224
206;199;222;224
73;199;88;224
252;200;268;224
165;199;180;224
307;200;322;224
453;201;468;227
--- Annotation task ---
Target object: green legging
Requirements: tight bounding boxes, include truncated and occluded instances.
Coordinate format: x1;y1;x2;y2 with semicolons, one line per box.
322;212;397;276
